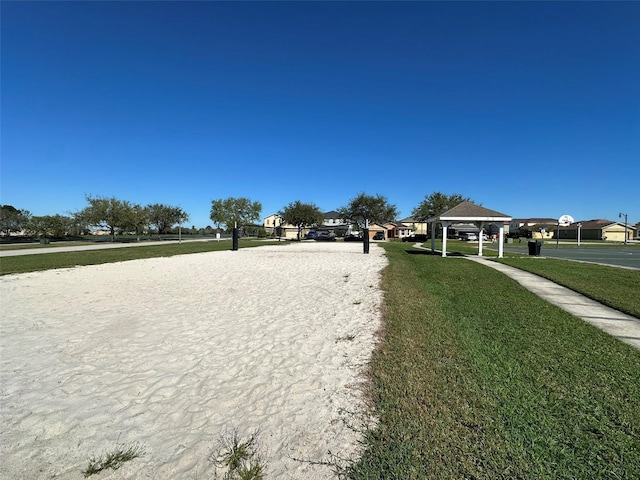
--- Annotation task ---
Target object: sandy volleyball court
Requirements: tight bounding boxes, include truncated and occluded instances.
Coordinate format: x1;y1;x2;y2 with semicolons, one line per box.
0;242;387;479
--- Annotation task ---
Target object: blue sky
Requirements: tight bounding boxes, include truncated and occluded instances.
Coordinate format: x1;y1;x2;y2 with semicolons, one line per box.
2;1;639;228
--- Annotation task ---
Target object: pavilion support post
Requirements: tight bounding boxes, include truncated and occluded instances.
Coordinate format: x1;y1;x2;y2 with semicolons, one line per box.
441;221;451;257
498;223;505;258
477;221;484;256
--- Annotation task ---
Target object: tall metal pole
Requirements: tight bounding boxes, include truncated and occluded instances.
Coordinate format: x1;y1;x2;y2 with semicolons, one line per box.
619;213;628;245
232;221;239;251
363;219;370;254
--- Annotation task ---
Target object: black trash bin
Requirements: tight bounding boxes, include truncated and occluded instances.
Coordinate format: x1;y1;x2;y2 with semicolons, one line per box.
528;241;542;256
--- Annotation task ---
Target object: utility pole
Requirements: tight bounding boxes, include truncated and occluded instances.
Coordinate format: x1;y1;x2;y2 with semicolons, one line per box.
619;213;628;245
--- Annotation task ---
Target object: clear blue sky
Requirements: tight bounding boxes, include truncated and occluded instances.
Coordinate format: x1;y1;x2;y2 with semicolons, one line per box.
2;1;639;228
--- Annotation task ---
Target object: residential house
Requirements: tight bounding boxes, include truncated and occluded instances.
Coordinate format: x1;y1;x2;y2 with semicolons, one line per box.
318;211;353;236
558;219;636;242
262;213;299;239
399;217;428;236
511;218;558;239
321;211;347;227
367;223;388;240
262;210;353;240
383;221;413;240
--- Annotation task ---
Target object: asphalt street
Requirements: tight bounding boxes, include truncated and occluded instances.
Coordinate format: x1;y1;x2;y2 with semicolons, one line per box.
500;242;640;270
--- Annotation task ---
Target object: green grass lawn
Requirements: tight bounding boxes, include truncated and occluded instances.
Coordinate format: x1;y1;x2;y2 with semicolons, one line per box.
495;257;640;319
0;241;97;250
347;242;640;479
406;238;517;258
0;239;281;275
409;239;640;317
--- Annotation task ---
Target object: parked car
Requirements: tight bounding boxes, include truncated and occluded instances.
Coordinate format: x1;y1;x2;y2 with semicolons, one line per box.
314;231;336;241
402;234;428;242
305;231;318;240
462;232;478;241
373;231;385;240
343;234;363;242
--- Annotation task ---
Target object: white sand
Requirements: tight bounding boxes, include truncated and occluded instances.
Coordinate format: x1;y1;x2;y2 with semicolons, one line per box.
0;242;387;479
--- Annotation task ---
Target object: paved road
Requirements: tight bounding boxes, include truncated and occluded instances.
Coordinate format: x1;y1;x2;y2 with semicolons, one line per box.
499;243;640;270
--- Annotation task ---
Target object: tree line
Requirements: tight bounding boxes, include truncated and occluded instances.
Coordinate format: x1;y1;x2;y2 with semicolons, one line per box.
0;196;189;242
1;192;473;242
210;192;473;240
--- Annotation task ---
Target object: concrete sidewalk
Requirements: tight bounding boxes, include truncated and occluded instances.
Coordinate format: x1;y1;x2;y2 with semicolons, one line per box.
467;256;640;350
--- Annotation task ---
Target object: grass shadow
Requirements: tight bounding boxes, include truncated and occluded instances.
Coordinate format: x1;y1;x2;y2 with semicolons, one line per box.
405;249;465;257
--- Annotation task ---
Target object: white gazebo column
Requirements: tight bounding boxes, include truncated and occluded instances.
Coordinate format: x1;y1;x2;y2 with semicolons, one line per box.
441;221;451;257
498;223;505;258
477;221;484;256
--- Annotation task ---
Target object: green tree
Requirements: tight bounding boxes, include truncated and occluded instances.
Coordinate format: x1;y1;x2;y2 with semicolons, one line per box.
177;208;190;227
25;216;49;238
0;205;31;237
339;193;397;253
281;201;325;240
129;204;149;241
26;214;72;238
210;197;262;232
175;208;190;241
147;204;189;235
69;212;90;237
338;193;398;229
79;196;134;241
411;192;474;220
